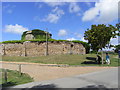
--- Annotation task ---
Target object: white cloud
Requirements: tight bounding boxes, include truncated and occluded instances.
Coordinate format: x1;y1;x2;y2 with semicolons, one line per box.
67;38;76;41
58;29;67;36
69;2;80;13
45;2;65;7
74;33;82;38
119;36;120;44
85;2;92;7
40;0;77;2
42;7;64;23
82;7;99;21
42;14;59;23
33;16;41;21
7;9;13;14
102;47;115;51
3;4;16;14
4;24;28;34
110;36;118;45
52;7;64;16
35;2;42;8
77;13;81;16
81;37;88;42
82;0;119;23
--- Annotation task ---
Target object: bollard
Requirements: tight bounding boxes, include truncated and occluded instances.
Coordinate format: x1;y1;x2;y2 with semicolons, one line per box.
4;69;7;83
18;64;22;76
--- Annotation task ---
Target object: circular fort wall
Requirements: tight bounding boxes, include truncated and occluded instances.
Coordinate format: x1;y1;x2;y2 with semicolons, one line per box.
0;41;86;57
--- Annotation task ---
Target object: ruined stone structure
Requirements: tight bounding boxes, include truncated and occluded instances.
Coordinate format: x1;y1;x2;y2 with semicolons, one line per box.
0;41;85;57
25;31;35;40
22;29;52;40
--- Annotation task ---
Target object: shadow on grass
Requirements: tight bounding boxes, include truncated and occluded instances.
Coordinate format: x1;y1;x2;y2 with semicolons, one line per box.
86;57;96;61
2;81;17;87
81;57;99;65
81;61;98;64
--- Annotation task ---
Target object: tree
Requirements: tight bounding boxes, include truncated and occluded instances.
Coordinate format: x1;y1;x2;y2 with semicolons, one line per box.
114;45;120;53
84;24;119;64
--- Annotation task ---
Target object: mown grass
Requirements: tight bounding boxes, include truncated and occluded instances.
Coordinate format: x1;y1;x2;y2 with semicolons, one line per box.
0;69;33;87
1;54;119;67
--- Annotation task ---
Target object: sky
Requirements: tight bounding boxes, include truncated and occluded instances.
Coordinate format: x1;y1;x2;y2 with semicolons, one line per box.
1;0;119;48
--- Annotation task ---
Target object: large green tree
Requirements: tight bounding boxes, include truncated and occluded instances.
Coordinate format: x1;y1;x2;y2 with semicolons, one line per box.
84;24;119;52
84;24;119;64
114;45;120;53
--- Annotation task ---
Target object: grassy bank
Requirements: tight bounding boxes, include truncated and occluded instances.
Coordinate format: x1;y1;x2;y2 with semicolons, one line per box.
1;54;119;67
0;69;33;87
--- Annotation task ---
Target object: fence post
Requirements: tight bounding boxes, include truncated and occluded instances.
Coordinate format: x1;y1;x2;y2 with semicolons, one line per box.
4;69;7;83
18;64;22;76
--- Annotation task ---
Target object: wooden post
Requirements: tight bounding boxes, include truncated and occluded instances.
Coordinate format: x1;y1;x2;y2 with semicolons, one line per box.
25;42;27;57
45;28;48;56
4;69;7;83
18;64;22;76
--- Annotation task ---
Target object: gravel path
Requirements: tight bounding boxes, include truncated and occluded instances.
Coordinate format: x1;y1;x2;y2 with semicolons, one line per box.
0;61;114;82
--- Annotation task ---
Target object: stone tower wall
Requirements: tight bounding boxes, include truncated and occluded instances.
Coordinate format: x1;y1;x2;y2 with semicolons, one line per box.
0;41;86;57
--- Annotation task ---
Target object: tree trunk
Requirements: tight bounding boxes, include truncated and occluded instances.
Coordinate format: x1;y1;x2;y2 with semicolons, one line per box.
101;49;104;64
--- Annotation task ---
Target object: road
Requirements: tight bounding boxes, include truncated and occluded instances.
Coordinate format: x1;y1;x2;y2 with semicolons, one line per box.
1;61;112;81
10;67;118;89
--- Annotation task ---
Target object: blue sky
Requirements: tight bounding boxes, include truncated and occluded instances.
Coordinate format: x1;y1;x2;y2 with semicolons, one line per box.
1;0;119;46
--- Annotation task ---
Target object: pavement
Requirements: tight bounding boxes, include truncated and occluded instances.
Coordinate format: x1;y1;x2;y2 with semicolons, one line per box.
7;67;118;89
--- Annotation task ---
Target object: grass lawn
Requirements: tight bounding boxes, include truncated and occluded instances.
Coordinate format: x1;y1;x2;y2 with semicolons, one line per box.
0;69;33;87
1;54;119;67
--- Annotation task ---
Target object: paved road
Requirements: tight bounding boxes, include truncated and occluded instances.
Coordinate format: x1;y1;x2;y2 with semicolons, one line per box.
9;67;118;89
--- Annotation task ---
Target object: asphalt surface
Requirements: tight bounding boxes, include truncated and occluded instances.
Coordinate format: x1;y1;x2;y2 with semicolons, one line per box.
5;67;119;89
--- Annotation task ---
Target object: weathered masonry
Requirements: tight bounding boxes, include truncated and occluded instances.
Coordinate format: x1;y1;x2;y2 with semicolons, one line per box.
0;41;86;57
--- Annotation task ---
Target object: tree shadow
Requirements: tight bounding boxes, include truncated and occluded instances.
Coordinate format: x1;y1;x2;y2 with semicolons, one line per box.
77;85;117;90
2;81;17;87
81;57;99;65
81;61;98;64
86;57;96;61
25;84;57;90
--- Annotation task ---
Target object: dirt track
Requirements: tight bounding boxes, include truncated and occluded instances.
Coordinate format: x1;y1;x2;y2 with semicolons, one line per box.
0;61;114;81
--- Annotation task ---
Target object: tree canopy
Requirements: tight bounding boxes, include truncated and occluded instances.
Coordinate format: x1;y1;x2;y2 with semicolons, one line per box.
114;44;120;53
84;24;119;52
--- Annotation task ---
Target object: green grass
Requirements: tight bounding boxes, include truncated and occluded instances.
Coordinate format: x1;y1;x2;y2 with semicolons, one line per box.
0;69;33;87
1;54;119;67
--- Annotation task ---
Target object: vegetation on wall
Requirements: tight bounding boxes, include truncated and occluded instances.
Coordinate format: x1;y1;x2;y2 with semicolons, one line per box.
21;29;52;40
1;40;25;43
1;29;90;53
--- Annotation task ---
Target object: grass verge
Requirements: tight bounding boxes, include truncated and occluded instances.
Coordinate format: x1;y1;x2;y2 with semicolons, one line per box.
1;54;119;67
0;69;33;87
